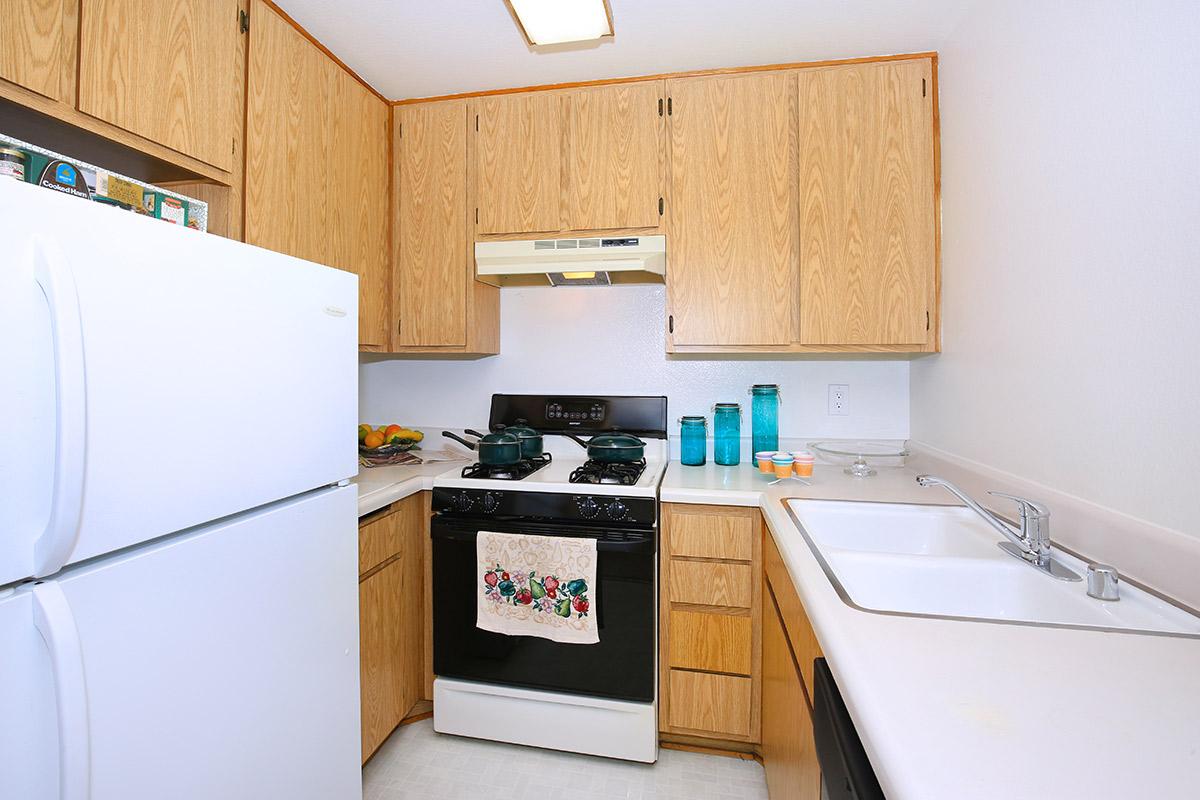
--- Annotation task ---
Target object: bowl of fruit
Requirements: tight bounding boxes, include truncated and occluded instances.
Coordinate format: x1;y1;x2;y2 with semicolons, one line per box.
359;424;425;466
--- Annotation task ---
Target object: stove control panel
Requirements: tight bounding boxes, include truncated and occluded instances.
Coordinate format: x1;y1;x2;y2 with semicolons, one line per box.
433;488;657;527
546;399;606;424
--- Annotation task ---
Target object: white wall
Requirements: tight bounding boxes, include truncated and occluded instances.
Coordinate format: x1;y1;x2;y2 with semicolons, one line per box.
912;1;1200;535
362;285;909;442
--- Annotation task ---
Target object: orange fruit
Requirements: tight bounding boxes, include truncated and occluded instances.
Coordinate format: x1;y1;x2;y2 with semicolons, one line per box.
384;424;402;438
364;431;384;449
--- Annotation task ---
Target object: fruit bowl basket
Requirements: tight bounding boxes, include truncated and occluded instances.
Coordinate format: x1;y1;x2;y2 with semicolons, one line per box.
359;425;424;467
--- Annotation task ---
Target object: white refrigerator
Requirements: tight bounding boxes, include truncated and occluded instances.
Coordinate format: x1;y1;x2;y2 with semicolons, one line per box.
0;179;363;799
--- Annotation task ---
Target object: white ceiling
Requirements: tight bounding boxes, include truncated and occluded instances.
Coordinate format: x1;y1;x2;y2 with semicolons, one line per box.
276;0;976;100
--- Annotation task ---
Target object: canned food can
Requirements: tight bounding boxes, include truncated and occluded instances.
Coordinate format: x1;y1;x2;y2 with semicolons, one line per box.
0;147;26;182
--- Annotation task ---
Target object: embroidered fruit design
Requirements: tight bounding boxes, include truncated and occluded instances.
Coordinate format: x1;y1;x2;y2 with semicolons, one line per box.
484;565;589;619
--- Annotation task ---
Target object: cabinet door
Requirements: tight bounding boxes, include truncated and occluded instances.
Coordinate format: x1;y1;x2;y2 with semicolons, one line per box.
667;72;797;346
566;81;664;231
396;100;469;347
78;0;238;171
360;557;405;762
329;68;390;349
476;92;562;234
0;0;75;102
763;581;822;800
245;0;327;265
797;59;935;345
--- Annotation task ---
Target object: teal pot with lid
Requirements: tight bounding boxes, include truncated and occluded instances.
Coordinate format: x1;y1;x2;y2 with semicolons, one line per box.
565;431;646;463
442;429;523;465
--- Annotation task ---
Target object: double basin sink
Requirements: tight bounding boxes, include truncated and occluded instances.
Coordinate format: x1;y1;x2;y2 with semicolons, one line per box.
787;499;1200;636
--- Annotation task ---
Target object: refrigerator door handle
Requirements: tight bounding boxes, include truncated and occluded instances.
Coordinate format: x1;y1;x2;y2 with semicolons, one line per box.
33;242;88;578
32;582;91;800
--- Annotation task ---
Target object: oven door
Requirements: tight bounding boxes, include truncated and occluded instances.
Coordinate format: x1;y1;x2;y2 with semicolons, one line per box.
432;516;656;702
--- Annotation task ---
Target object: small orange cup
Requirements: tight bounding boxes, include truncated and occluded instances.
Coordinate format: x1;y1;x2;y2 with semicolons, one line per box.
791;451;815;478
756;451;776;473
771;454;794;479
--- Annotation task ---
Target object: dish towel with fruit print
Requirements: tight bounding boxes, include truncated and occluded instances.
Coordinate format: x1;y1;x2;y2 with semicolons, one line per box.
476;530;598;645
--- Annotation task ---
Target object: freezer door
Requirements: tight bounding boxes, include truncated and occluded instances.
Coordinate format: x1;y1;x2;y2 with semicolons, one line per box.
12;485;362;800
0;179;358;584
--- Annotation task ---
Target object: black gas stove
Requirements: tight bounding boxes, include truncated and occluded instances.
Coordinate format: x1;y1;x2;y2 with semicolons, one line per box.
459;452;552;481
569;458;647;486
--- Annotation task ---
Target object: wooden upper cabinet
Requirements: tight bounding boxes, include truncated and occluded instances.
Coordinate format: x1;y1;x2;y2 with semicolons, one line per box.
328;68;390;350
666;72;798;347
78;0;239;171
475;92;562;235
565;81;664;231
797;59;935;346
0;0;76;102
395;101;469;347
246;0;391;350
246;0;325;264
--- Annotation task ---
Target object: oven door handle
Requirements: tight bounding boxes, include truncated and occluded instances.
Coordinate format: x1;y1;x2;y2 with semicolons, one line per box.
430;523;657;554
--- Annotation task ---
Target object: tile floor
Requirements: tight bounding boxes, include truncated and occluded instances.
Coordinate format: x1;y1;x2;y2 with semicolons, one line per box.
363;719;769;800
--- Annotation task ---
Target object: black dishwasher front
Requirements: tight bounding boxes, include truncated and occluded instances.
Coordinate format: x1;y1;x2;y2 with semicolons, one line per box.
812;657;885;800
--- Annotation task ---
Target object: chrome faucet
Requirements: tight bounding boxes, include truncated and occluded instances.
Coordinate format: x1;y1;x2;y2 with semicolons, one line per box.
915;475;1081;581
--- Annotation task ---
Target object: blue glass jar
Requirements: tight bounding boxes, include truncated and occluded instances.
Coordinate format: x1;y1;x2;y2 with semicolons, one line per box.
750;384;780;456
712;403;742;466
679;416;707;466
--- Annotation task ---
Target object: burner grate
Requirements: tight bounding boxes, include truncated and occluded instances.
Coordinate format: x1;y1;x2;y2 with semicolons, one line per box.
569;458;647;486
460;452;552;481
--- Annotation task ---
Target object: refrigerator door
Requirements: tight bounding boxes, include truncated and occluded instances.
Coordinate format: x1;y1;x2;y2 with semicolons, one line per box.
0;485;362;800
0;588;59;800
0;180;358;584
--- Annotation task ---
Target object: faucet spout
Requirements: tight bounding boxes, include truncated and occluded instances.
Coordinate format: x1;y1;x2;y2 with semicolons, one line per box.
915;475;1080;581
914;475;1030;553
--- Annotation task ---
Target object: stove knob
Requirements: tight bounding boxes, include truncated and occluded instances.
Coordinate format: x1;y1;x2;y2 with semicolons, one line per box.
452;492;474;512
606;499;628;521
577;496;600;519
481;492;500;514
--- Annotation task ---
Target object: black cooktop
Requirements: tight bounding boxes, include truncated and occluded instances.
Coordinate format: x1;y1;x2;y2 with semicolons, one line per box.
569;458;647;486
460;453;552;481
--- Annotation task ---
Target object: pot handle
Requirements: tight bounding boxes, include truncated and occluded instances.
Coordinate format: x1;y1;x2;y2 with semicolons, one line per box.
463;429;486;439
442;431;478;451
564;433;591;450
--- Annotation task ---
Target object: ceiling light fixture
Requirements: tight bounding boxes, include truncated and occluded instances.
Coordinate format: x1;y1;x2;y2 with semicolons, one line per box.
505;0;614;46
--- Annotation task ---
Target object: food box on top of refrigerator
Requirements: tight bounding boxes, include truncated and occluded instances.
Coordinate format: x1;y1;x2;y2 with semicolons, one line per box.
0;132;208;231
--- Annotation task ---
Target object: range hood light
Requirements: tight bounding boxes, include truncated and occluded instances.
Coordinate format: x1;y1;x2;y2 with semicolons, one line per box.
506;0;613;46
561;271;596;280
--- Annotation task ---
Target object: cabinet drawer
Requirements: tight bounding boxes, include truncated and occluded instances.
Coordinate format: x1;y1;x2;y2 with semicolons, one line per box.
668;560;753;608
358;505;402;576
668;609;752;675
666;504;754;560
667;670;752;737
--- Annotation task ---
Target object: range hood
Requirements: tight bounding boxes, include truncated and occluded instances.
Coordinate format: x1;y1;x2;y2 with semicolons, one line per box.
475;235;666;287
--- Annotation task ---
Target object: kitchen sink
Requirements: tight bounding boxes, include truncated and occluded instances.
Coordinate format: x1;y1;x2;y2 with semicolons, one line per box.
786;499;1200;636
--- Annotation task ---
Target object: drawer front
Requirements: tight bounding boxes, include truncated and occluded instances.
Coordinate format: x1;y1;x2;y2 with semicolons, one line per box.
765;525;823;696
667;609;752;675
358;505;402;576
668;560;754;608
667;504;754;561
667;670;753;737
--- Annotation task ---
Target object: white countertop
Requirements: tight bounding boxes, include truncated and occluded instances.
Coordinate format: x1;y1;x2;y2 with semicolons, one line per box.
662;461;1200;799
353;460;468;516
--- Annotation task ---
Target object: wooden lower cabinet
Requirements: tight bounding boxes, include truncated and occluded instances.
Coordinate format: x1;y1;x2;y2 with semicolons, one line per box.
358;493;425;762
660;503;761;746
762;578;821;800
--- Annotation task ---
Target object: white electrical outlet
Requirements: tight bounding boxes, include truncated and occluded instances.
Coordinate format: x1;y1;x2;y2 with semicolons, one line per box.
828;384;849;416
